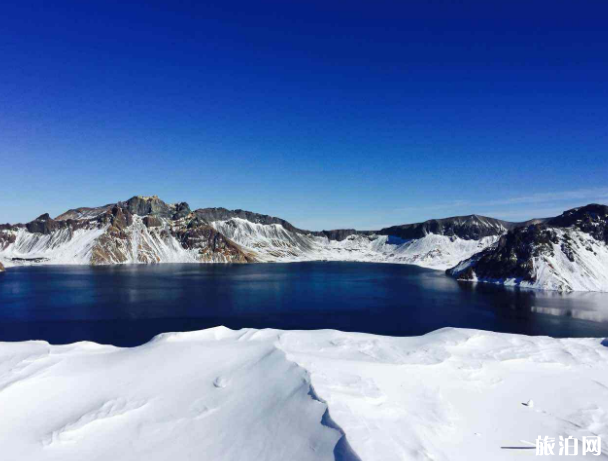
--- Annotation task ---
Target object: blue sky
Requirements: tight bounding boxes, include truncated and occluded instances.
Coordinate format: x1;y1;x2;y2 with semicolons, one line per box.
1;1;607;230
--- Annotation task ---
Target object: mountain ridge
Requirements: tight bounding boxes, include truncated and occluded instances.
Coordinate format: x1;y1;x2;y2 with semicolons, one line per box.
2;196;608;292
18;195;523;238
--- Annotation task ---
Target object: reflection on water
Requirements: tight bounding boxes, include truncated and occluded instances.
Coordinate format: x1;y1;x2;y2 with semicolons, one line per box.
0;262;607;346
530;306;608;323
459;281;608;322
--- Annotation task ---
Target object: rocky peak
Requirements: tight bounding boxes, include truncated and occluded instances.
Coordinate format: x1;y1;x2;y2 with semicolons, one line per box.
26;213;61;235
547;204;608;243
120;196;173;218
110;205;133;229
172;202;191;220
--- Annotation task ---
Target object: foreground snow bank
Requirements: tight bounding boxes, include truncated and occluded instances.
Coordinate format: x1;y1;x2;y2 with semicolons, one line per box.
1;327;607;460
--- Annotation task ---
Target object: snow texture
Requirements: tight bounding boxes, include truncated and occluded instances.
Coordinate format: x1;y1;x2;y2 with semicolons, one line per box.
1;327;607;460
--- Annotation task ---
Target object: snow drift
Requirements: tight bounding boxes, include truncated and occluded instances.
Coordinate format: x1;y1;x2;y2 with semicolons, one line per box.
1;327;607;460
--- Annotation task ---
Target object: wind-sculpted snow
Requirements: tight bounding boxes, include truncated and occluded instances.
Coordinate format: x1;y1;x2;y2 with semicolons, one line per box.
1;327;607;460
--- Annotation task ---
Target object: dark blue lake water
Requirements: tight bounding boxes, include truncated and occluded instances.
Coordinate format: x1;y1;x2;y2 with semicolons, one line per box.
1;262;607;346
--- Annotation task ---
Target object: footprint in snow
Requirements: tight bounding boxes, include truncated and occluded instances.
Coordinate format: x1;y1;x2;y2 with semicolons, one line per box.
214;376;230;389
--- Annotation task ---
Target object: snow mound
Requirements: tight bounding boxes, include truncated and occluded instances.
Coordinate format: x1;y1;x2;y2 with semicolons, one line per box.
1;327;607;460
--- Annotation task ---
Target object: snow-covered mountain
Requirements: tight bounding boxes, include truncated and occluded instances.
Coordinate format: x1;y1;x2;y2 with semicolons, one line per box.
0;195;507;271
448;204;608;292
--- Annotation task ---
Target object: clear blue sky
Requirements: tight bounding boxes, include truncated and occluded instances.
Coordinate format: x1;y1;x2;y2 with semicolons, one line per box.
1;0;607;230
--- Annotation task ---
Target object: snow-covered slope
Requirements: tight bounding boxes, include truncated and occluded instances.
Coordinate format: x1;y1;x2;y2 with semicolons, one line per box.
1;326;607;460
211;218;500;269
0;195;505;271
1;225;109;265
449;204;608;292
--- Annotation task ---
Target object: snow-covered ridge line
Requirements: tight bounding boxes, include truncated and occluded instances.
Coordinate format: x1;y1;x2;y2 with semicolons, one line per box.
2;326;607;460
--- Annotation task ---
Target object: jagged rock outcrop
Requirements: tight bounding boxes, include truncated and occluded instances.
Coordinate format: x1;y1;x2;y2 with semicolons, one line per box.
26;214;61;235
177;220;253;263
0;261;4;272
448;204;608;292
380;215;512;241
120;196;174;219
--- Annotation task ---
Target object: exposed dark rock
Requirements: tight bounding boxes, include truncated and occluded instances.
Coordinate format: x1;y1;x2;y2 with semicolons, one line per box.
380;215;513;241
314;229;371;241
10;257;49;263
173;202;191;220
547;204;608;243
0;261;4;272
120;196;173;218
447;204;608;285
112;205;133;229
0;229;17;251
26;214;61;235
194;207;305;233
143;216;162;228
55;204;114;221
175;221;253;263
447;224;557;283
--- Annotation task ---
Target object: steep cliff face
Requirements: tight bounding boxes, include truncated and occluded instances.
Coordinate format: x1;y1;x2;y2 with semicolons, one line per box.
448;204;608;292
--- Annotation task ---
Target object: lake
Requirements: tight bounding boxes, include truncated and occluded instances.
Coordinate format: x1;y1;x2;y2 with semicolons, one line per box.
1;262;607;346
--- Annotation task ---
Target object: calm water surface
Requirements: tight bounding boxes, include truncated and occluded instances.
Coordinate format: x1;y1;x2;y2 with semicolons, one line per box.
1;262;607;346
